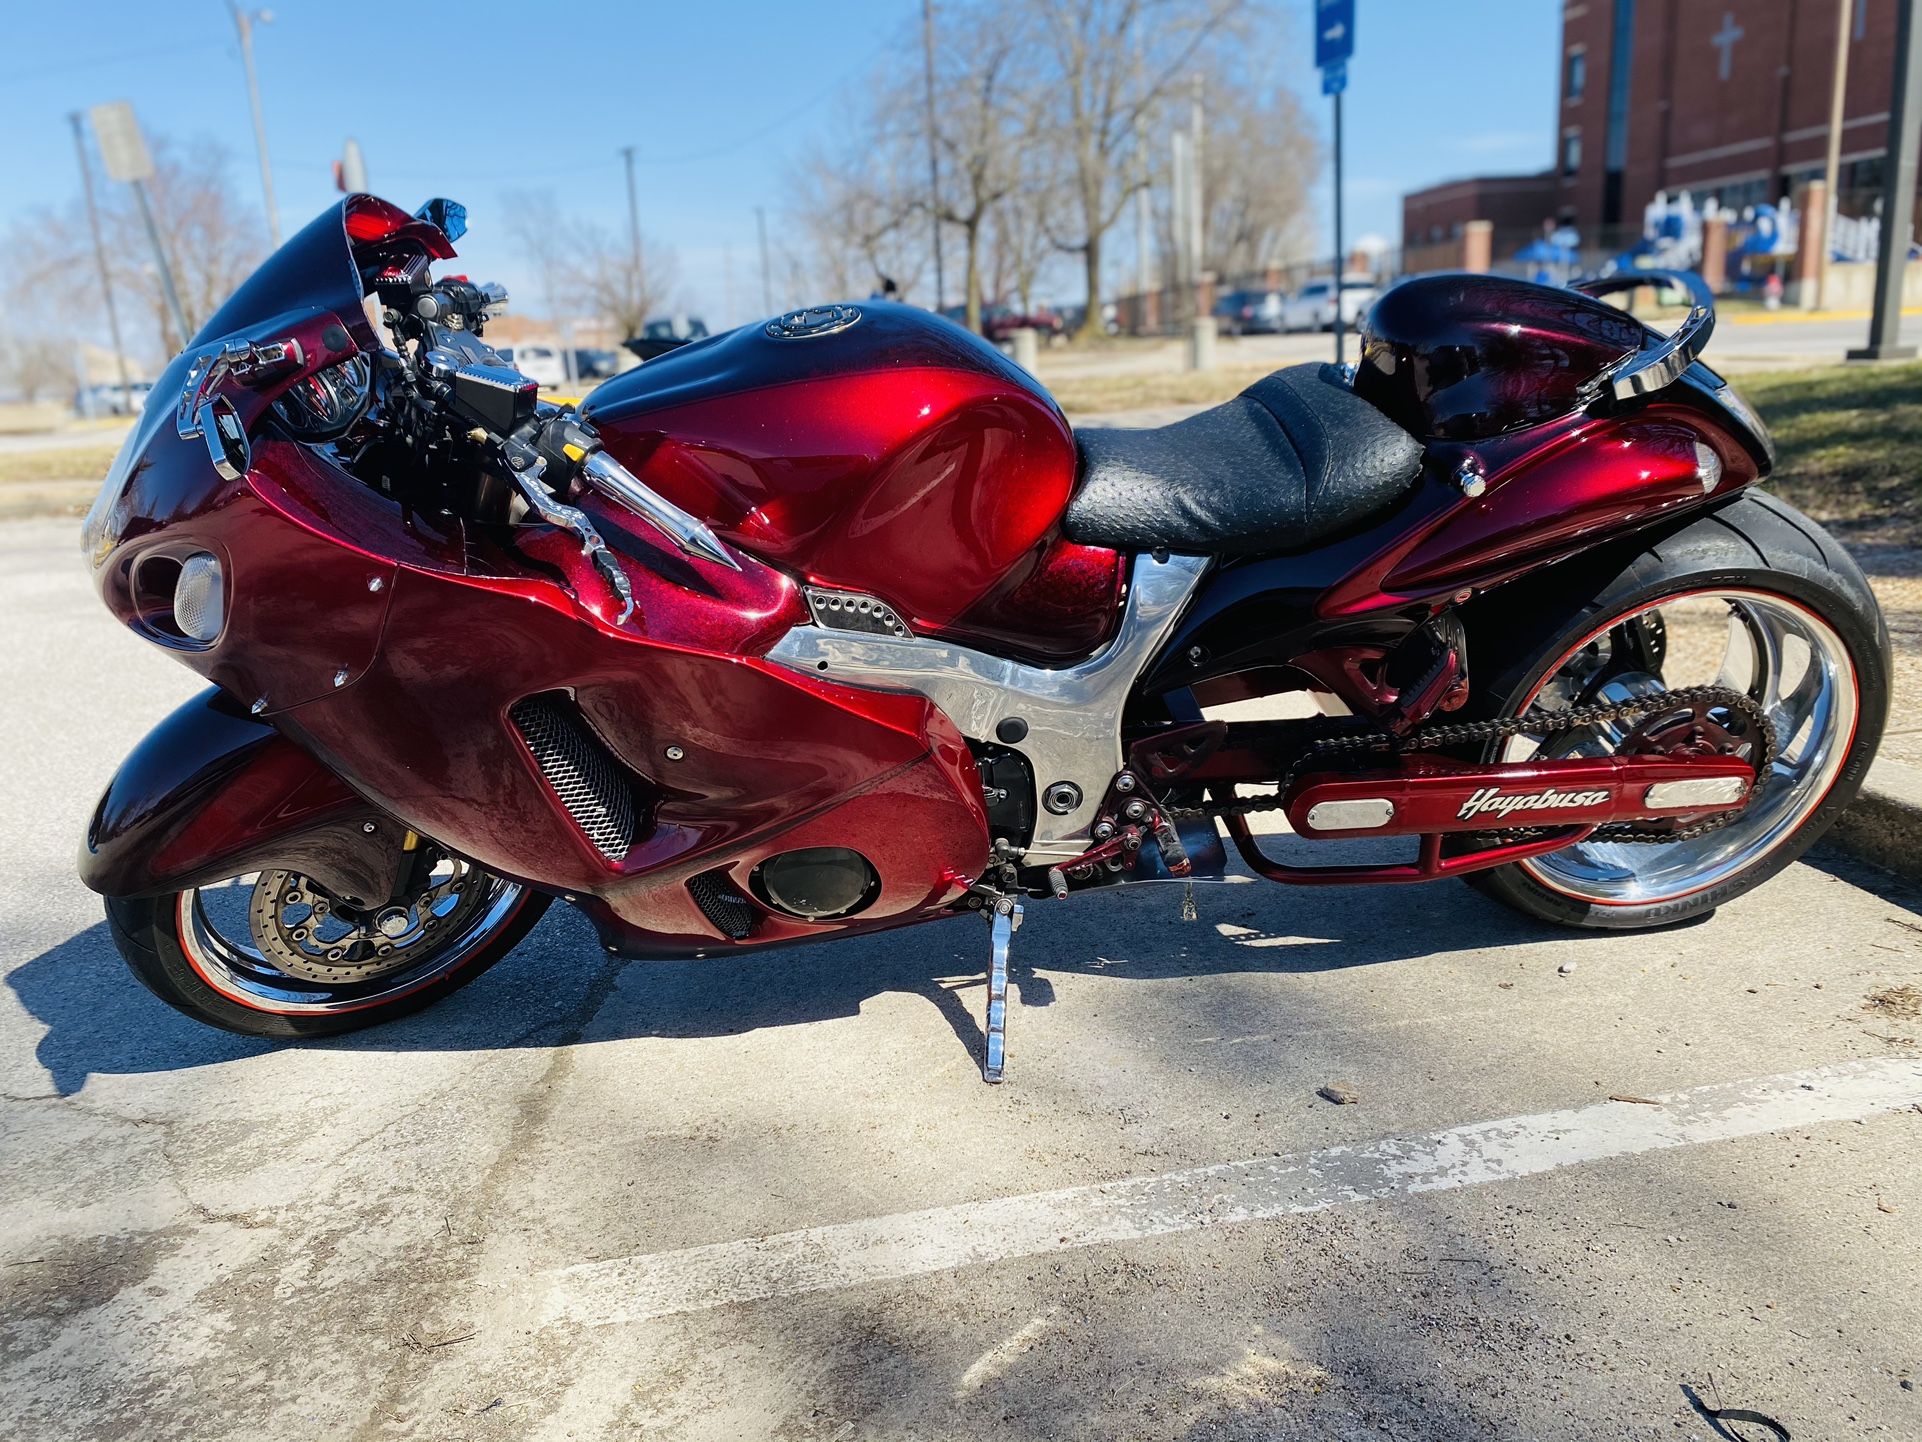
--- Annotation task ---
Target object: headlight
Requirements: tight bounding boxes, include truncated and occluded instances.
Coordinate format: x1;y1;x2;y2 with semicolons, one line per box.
173;553;226;644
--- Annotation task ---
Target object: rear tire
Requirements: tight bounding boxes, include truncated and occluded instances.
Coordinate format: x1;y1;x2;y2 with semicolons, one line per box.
106;868;550;1038
1458;492;1889;930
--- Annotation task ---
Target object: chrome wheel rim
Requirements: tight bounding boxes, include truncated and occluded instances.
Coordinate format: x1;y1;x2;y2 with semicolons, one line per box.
1502;589;1858;906
178;859;525;1014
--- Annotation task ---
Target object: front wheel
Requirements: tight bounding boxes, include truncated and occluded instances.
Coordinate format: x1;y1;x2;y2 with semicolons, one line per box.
106;855;551;1038
1460;492;1889;930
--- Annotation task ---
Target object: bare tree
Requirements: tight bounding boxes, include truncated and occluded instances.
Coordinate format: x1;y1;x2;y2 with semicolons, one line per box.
2;137;265;365
793;94;929;305
987;169;1057;314
503;191;676;342
560;218;676;339
926;18;1033;331
0;328;68;404
1031;0;1245;339
1200;71;1318;281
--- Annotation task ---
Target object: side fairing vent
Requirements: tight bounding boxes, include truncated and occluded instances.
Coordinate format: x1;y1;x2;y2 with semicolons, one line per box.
688;868;757;940
508;695;639;860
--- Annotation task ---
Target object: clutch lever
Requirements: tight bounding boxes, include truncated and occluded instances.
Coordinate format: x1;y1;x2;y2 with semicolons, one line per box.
501;449;636;626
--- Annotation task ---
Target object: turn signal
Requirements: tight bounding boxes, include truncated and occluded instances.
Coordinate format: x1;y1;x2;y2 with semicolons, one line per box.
173;553;225;644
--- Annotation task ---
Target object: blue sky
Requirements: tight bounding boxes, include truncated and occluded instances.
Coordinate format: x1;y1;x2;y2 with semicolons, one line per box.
0;1;1559;328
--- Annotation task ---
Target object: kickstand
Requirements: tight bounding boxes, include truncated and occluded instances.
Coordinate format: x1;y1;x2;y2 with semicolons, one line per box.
983;898;1023;1084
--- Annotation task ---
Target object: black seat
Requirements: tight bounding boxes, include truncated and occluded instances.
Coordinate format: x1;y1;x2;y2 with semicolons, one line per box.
1064;363;1425;555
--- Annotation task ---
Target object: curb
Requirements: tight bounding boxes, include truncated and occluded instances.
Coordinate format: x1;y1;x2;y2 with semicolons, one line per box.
1827;758;1922;885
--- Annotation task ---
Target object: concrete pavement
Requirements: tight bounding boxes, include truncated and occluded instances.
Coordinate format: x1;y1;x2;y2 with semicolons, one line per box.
3;515;1921;1440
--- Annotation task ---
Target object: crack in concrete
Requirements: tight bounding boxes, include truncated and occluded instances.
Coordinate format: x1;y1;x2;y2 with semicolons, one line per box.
345;951;631;1442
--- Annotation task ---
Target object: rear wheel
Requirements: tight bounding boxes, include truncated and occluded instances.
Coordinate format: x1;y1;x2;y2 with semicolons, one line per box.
106;854;550;1037
1461;493;1889;930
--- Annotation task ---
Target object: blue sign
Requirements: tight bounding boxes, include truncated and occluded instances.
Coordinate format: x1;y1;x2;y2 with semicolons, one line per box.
1321;59;1347;95
1316;0;1354;70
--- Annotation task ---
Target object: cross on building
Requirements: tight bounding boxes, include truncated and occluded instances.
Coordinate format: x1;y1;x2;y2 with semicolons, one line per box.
1711;11;1744;82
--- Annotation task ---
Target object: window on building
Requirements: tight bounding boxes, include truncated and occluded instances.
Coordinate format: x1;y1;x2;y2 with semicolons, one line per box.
1566;49;1587;103
1562;131;1582;178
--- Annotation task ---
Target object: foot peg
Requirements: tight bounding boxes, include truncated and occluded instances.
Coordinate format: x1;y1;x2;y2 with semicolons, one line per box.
983;897;1022;1083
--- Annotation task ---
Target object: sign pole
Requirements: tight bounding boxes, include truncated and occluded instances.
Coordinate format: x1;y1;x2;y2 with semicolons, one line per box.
132;180;191;347
1315;0;1355;367
1332;86;1344;367
91;102;193;350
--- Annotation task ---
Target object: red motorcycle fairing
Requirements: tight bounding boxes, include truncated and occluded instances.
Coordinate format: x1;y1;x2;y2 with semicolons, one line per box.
1146;396;1761;704
84;416;990;954
79;687;409;906
581;303;1124;661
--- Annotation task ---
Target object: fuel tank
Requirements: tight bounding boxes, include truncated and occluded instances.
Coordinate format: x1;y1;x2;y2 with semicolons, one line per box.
581;303;1123;661
1354;273;1648;441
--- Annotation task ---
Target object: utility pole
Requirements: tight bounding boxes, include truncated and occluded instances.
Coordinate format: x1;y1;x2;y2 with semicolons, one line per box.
1131;25;1151;334
1850;0;1921;360
68;112;133;414
620;145;645;328
228;3;281;246
1189;74;1206;320
1817;0;1853;311
921;0;945;310
756;206;773;315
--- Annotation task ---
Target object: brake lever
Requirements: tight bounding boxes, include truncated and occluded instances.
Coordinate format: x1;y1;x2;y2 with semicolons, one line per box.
504;455;635;626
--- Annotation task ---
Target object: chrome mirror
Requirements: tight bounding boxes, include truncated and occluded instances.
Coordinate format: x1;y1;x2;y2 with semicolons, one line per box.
196;396;250;481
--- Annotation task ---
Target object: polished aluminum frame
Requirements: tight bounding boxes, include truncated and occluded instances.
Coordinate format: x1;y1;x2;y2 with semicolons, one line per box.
767;552;1211;861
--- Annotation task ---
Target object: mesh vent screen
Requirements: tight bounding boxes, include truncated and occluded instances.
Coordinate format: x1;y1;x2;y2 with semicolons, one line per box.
688;869;756;939
509;695;636;860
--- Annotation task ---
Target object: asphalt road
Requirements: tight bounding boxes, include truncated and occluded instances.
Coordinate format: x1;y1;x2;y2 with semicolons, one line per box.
4;514;1922;1440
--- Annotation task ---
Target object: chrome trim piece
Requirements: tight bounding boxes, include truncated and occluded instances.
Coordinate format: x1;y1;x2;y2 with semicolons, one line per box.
509;459;636;625
765;304;862;339
581;450;740;571
805;586;909;637
1569;269;1716;403
176;336;302;439
1305;798;1396;831
1644;776;1748;809
766;552;1211;860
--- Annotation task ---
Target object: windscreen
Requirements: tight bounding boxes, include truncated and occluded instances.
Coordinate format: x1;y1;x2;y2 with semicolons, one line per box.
189;194;454;350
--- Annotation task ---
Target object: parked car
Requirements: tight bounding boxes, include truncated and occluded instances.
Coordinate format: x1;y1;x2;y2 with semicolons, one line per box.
980;303;1065;343
73;380;153;417
1282;276;1379;332
571;348;622;380
1213;289;1286;335
643;314;709;343
498;343;568;388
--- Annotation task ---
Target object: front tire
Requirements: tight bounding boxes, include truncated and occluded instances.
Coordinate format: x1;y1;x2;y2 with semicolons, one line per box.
1459;492;1889;930
106;861;551;1038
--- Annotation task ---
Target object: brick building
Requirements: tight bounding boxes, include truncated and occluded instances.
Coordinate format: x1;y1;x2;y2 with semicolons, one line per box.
1556;0;1915;240
1401;172;1561;271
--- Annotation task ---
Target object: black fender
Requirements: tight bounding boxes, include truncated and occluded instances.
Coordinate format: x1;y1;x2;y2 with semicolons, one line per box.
79;686;410;905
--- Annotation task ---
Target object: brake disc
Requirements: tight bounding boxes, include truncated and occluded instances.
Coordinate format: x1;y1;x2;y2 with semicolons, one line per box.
247;863;485;983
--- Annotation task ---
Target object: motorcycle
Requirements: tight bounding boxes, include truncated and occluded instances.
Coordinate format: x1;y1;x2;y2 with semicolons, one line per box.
79;195;1888;1082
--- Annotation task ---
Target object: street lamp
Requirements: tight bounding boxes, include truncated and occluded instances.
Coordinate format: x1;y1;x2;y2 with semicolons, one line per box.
228;3;280;246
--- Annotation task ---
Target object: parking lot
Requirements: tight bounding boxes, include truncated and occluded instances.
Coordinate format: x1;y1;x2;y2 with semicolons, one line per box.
3;512;1920;1440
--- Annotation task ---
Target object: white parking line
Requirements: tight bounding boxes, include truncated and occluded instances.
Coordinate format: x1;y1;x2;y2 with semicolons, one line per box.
530;1057;1922;1330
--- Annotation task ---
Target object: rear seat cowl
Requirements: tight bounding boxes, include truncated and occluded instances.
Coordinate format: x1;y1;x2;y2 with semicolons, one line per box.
1064;363;1424;556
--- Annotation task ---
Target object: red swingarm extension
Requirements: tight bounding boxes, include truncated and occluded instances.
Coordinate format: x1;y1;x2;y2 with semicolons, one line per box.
1209;750;1756;887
